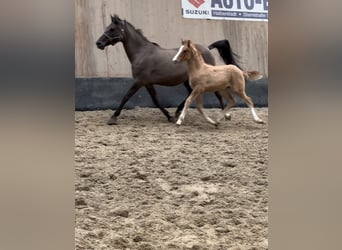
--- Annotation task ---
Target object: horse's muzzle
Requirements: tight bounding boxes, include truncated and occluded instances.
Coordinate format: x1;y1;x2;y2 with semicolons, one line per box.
96;41;105;50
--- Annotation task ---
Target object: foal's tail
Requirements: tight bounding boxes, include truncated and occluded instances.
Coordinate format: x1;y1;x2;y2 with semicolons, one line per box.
208;39;242;69
243;71;263;81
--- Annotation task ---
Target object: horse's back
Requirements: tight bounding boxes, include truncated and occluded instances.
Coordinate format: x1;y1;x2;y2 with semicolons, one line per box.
204;64;243;82
132;45;188;85
211;64;240;72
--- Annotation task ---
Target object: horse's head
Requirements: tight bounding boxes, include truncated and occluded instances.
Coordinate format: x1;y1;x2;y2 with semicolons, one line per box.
172;39;195;63
96;14;126;50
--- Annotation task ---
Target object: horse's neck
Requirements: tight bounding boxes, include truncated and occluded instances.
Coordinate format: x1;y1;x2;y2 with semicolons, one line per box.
121;25;152;63
187;51;205;74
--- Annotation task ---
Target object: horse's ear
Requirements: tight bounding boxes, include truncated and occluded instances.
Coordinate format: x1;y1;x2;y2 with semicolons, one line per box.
186;40;191;47
181;38;184;44
111;14;120;23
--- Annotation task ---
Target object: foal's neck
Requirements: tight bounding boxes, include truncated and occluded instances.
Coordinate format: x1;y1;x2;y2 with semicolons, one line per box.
187;49;205;73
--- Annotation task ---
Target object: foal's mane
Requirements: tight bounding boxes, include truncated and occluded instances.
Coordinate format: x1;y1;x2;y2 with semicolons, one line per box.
188;41;205;63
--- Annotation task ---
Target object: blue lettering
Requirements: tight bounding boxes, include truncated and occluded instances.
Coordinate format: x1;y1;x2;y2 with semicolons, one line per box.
244;0;254;10
211;0;223;8
223;0;233;8
211;0;268;11
236;0;242;9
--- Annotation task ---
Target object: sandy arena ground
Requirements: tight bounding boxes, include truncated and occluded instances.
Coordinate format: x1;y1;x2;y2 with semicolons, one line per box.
75;108;268;250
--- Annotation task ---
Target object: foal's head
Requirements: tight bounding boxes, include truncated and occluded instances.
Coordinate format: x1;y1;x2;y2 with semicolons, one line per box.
172;39;197;63
96;14;126;50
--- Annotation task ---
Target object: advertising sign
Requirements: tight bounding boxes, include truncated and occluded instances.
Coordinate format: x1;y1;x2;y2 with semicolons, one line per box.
182;0;268;21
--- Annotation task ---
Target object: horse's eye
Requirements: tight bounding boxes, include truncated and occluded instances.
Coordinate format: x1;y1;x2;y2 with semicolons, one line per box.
109;28;114;32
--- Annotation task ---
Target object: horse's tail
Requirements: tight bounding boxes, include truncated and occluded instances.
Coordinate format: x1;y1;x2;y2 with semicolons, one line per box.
243;71;263;81
208;39;242;69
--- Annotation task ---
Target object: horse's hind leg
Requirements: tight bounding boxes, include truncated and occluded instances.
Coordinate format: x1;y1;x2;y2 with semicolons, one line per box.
235;91;264;124
196;95;218;126
108;82;143;125
145;85;173;122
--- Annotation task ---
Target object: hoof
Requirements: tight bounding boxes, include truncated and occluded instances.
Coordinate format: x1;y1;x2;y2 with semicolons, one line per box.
224;113;232;120
213;121;220;128
255;119;265;124
107;116;118;125
168;116;177;123
176;120;182;126
174;112;181;119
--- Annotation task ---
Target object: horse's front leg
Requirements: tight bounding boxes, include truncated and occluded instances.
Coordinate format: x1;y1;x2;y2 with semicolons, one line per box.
175;80;192;117
107;81;143;125
145;85;173;122
175;81;226;119
176;89;200;126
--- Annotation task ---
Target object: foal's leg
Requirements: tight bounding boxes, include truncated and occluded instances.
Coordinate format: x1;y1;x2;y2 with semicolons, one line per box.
145;85;173;122
176;89;200;126
107;81;143;125
175;81;225;117
175;80;192;117
235;91;264;124
216;89;236;123
196;95;218;126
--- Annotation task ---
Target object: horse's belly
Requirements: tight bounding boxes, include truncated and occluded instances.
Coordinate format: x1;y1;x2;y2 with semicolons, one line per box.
151;66;188;85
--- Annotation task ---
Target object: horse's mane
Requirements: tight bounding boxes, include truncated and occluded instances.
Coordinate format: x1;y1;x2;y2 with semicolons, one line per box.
136;28;160;46
126;22;159;46
208;39;242;69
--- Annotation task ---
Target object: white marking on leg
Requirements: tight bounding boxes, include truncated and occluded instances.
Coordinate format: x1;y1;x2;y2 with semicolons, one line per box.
250;107;264;123
176;109;186;125
172;45;184;62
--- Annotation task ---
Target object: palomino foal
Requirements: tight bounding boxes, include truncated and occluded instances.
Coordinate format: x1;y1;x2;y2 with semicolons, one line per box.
172;39;265;126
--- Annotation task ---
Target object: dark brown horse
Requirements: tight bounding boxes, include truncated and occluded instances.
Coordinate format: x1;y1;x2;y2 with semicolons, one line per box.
96;15;237;125
208;39;242;69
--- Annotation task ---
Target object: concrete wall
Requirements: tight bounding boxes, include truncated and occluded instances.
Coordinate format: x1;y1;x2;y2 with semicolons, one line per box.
75;78;268;111
75;0;268;78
